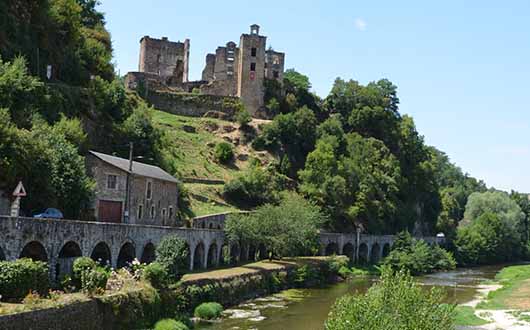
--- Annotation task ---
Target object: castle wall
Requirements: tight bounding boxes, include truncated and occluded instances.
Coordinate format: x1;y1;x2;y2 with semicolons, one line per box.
146;91;242;118
265;50;285;81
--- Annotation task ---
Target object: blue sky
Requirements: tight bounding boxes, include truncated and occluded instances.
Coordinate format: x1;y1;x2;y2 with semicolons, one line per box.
100;0;530;193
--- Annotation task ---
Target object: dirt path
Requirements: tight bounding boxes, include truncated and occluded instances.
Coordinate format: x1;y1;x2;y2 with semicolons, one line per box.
460;283;530;330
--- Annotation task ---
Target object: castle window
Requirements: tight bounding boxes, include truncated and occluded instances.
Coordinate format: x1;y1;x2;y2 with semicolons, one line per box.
106;174;117;190
251;48;257;57
227;56;234;62
264;63;268;69
250;63;256;72
169;206;173;219
273;71;279;79
162;208;167;220
150;205;155;219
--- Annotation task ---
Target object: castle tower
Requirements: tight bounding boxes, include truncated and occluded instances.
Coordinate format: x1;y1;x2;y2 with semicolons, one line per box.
237;24;267;115
138;36;189;84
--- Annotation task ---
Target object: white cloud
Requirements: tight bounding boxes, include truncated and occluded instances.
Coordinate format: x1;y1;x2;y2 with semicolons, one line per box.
354;18;367;31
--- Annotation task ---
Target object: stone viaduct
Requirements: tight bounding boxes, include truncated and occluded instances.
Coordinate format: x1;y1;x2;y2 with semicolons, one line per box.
0;216;443;281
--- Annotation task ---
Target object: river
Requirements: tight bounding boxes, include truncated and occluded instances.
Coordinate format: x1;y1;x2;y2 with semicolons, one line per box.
195;265;504;330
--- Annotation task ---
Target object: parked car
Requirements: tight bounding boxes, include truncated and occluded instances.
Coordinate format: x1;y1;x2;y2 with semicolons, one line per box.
33;208;63;219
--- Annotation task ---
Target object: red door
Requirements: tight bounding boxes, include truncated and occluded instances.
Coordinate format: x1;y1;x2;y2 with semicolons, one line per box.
98;200;122;223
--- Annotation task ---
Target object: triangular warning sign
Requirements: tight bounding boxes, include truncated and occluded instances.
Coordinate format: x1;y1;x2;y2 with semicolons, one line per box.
13;181;27;197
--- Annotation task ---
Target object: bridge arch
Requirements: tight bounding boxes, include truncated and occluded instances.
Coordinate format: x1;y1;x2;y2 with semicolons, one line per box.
91;242;111;266
239;244;248;262
219;244;229;265
382;243;391;258
20;241;48;262
370;243;381;263
117;241;136;268
56;241;82;279
207;242;218;268
193;241;205;270
230;243;240;264
342;243;355;260
248;245;257;262
325;242;339;256
141;243;156;264
258;244;267;260
358;243;368;264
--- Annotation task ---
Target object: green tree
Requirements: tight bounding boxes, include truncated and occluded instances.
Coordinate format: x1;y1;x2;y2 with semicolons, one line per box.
225;193;325;258
300;133;401;233
325;268;454;330
156;236;189;280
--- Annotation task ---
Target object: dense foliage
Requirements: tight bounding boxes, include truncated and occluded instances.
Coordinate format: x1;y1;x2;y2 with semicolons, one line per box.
142;262;170;289
382;232;456;275
258;73;487;236
224;193;325;258
0;1;163;217
155;236;189;280
223;163;287;208
0;258;49;301
325;268;454;330
455;191;526;265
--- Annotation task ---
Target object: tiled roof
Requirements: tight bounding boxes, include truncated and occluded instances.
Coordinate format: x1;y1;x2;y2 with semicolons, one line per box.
89;151;178;184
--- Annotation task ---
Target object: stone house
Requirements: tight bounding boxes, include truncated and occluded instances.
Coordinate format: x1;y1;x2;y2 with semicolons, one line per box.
86;151;179;227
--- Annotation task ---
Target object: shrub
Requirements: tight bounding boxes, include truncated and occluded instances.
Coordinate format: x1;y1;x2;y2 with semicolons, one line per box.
142;262;169;289
235;108;251;127
382;232;456;275
154;319;189;330
156;236;189;280
194;302;223;320
0;258;49;300
214;142;234;164
80;267;109;294
72;257;97;283
327;255;349;275
324;268;454;330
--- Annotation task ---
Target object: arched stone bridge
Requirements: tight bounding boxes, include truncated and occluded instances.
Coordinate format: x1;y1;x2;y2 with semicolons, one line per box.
0;216;443;280
319;231;443;264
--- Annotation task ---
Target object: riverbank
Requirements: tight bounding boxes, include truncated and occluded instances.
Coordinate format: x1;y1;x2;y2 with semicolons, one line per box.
455;264;530;330
0;256;346;330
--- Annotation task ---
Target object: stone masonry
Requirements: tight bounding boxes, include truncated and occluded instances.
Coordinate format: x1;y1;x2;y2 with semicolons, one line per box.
125;24;285;117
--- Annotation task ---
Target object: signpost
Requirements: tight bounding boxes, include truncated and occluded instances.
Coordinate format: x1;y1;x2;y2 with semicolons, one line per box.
10;181;26;217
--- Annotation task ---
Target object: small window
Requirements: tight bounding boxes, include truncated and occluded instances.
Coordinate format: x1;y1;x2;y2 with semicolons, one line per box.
273;70;279;79
264;63;268;69
250;63;256;71
169;206;173;219
251;47;257;57
138;205;143;220
150;205;155;219
107;175;117;190
162;208;167;219
227;56;234;62
146;181;152;200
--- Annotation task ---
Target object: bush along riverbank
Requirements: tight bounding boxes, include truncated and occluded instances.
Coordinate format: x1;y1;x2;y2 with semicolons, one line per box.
0;256;348;330
453;264;530;329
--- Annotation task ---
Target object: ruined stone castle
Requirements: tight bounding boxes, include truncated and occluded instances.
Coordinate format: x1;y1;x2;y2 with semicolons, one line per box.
125;24;285;117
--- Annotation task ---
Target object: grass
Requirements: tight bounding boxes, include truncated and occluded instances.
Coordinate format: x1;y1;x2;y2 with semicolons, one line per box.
185;182;239;216
152;110;275;216
477;264;530;310
453;306;490;326
182;257;335;282
153;110;248;181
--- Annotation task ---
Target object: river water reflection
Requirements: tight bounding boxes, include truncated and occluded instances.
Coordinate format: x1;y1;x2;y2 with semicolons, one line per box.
195;265;504;330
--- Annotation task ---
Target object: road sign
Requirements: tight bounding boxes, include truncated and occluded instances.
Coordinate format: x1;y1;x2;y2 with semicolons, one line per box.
12;181;27;197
